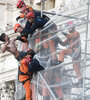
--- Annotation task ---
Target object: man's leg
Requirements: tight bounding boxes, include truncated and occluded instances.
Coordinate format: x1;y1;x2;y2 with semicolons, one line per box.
72;59;82;80
41;72;50;100
23;80;32;100
48;38;57;60
53;69;63;100
32;83;36;100
19;75;32;100
58;48;72;62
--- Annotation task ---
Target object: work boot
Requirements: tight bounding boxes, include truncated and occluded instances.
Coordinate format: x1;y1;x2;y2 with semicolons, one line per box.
51;59;62;66
37;64;45;71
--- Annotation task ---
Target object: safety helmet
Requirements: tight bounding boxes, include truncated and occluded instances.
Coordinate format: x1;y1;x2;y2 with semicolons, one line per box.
26;48;35;58
67;21;74;26
17;0;25;8
66;21;75;32
14;23;21;32
26;12;35;19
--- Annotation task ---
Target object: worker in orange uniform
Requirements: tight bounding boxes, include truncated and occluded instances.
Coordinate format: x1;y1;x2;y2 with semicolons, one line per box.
14;23;28;51
58;21;83;84
16;0;34;21
19;48;44;100
16;0;49;22
24;12;58;65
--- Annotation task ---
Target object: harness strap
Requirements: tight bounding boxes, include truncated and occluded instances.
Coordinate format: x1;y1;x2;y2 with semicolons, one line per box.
22;78;30;85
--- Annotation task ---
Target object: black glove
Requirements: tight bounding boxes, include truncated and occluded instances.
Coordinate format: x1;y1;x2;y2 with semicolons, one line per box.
16;16;21;22
16;36;25;42
16;36;21;40
21;32;27;37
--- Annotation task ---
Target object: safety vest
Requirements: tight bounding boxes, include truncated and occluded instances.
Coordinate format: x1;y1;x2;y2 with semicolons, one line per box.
19;57;32;76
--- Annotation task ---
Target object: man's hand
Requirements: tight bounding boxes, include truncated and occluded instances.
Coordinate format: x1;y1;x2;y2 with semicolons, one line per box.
5;38;9;44
5;41;9;45
21;32;27;37
1;41;9;53
16;36;21;40
16;36;27;43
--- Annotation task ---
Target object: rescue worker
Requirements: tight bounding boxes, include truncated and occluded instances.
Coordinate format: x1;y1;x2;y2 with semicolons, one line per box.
19;48;44;100
16;0;49;22
20;11;49;37
16;0;34;21
58;21;83;84
14;23;28;51
24;12;58;64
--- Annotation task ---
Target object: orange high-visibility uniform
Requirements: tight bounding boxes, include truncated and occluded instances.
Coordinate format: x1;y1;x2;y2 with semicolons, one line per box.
20;5;34;18
19;57;32;100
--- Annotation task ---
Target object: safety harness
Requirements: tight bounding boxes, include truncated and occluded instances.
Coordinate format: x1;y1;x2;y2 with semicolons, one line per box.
18;57;33;85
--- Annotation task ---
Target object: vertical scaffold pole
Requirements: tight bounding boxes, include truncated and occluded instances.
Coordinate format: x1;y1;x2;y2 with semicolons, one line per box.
82;0;90;100
41;0;45;18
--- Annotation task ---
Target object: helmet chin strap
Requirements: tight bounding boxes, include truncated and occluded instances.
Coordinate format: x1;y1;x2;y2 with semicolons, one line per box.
69;27;75;33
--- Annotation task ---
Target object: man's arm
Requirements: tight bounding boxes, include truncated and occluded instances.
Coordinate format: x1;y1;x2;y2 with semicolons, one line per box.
22;21;38;35
58;32;70;46
58;38;69;46
16;36;27;43
1;41;9;53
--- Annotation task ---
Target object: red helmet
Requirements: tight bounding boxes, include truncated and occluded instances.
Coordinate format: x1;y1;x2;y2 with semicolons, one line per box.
26;48;35;58
66;21;75;33
26;12;35;19
67;21;74;26
14;23;21;32
17;0;25;8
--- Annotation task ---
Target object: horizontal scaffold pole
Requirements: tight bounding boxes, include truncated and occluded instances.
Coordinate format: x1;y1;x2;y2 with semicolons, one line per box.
35;9;87;21
43;11;87;21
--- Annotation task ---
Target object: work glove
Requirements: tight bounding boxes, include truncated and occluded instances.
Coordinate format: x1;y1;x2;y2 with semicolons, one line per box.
16;36;27;42
21;32;27;37
16;36;22;40
16;16;21;22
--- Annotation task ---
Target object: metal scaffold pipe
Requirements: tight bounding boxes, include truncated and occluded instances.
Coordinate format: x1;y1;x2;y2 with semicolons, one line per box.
41;0;45;18
43;11;87;21
82;0;90;100
38;72;57;100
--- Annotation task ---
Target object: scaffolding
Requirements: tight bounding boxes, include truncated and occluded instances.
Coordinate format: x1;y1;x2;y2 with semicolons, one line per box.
15;0;90;100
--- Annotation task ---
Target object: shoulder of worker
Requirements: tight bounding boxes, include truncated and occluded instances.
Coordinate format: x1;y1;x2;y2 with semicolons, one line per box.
26;5;34;11
72;31;80;36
